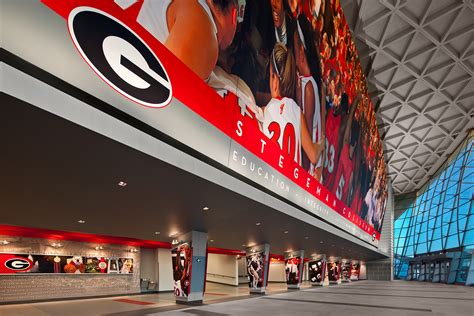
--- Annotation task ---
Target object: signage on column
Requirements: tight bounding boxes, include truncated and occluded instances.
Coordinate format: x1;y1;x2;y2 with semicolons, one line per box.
327;258;341;283
341;259;351;282
350;261;361;280
171;242;193;298
285;250;305;289
247;251;265;290
308;255;326;286
246;244;270;293
38;0;388;246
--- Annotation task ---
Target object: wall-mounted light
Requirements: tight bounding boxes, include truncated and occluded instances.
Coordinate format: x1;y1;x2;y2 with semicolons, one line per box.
171;239;179;245
1;240;10;245
78;219;86;224
255;222;261;226
51;242;63;248
95;246;104;250
202;206;210;211
129;248;138;253
283;230;289;234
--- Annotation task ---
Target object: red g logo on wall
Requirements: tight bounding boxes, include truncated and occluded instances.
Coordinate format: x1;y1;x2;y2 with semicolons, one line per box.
43;1;172;108
0;254;33;273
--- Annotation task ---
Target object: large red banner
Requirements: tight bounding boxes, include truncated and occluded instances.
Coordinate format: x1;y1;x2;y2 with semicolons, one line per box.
41;0;388;242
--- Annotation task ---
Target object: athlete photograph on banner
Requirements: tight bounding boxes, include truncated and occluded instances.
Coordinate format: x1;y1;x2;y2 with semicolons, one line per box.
172;243;192;298
327;260;340;282
285;257;302;285
350;262;361;280
247;252;265;289
308;259;324;283
131;0;388;233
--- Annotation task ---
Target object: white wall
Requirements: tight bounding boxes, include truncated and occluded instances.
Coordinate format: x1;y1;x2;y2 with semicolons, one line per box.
206;254;238;286
140;248;157;282
237;256;248;284
359;262;367;279
268;261;286;282
157;248;173;291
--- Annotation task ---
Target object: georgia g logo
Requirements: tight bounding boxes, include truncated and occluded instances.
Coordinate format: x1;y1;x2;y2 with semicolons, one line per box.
68;7;172;108
5;258;33;272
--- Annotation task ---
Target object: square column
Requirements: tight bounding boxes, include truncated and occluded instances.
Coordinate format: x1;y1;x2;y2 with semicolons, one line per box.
341;259;352;282
350;260;361;281
171;231;207;305
285;250;304;289
246;244;270;294
308;254;326;286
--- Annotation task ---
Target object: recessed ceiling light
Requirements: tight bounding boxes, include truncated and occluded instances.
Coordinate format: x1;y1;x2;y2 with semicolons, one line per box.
305;236;309;239
78;220;86;224
129;248;138;253
331;244;335;247
210;239;214;242
320;241;324;243
169;231;180;237
51;242;63;248
118;181;127;187
1;240;10;245
154;231;160;235
255;222;261;226
242;244;247;247
202;206;209;211
171;239;179;245
95;246;103;250
341;247;344;250
283;230;288;234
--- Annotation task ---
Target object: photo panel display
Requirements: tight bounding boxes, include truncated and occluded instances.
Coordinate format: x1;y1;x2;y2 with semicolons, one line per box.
247;251;265;289
285;256;303;285
341;260;351;281
41;0;388;245
327;260;340;282
308;259;325;284
350;261;361;280
172;242;193;298
0;253;133;274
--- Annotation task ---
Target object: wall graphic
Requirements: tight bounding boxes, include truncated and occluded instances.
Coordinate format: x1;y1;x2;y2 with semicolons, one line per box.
327;260;340;281
41;0;388;245
172;243;192;298
285;257;303;285
247;252;265;289
0;253;133;274
350;262;361;280
308;259;325;283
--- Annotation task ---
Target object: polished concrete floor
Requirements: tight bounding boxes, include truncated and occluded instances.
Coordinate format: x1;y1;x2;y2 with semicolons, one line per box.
0;281;472;315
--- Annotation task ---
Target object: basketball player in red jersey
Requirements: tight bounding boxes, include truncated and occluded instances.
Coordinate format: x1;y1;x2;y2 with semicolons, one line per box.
294;30;326;180
263;43;323;166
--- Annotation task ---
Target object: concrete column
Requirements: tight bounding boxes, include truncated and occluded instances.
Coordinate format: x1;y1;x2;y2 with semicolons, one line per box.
285;250;304;289
327;256;342;285
171;231;207;305
308;254;326;286
245;244;270;294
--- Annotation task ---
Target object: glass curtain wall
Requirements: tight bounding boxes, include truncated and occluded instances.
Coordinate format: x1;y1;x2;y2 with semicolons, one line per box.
393;135;473;283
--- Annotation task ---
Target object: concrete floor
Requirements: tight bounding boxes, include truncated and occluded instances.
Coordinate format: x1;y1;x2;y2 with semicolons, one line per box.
0;281;472;316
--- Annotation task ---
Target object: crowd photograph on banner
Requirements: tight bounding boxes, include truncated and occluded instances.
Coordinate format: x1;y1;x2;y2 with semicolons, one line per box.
137;0;388;234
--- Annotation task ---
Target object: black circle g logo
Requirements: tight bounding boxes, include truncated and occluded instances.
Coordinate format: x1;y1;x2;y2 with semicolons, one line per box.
68;7;172;108
5;258;32;271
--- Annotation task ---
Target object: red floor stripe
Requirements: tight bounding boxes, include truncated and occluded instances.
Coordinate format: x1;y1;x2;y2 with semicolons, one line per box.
114;298;156;305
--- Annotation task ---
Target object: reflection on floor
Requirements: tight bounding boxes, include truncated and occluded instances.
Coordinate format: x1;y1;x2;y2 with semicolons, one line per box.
0;281;473;316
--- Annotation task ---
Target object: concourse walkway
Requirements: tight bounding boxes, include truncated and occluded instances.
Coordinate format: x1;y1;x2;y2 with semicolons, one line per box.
0;281;472;316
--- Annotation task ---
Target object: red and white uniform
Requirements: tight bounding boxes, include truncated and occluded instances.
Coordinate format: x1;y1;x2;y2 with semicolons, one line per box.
323;107;341;190
335;143;353;202
263;97;302;164
300;75;322;176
